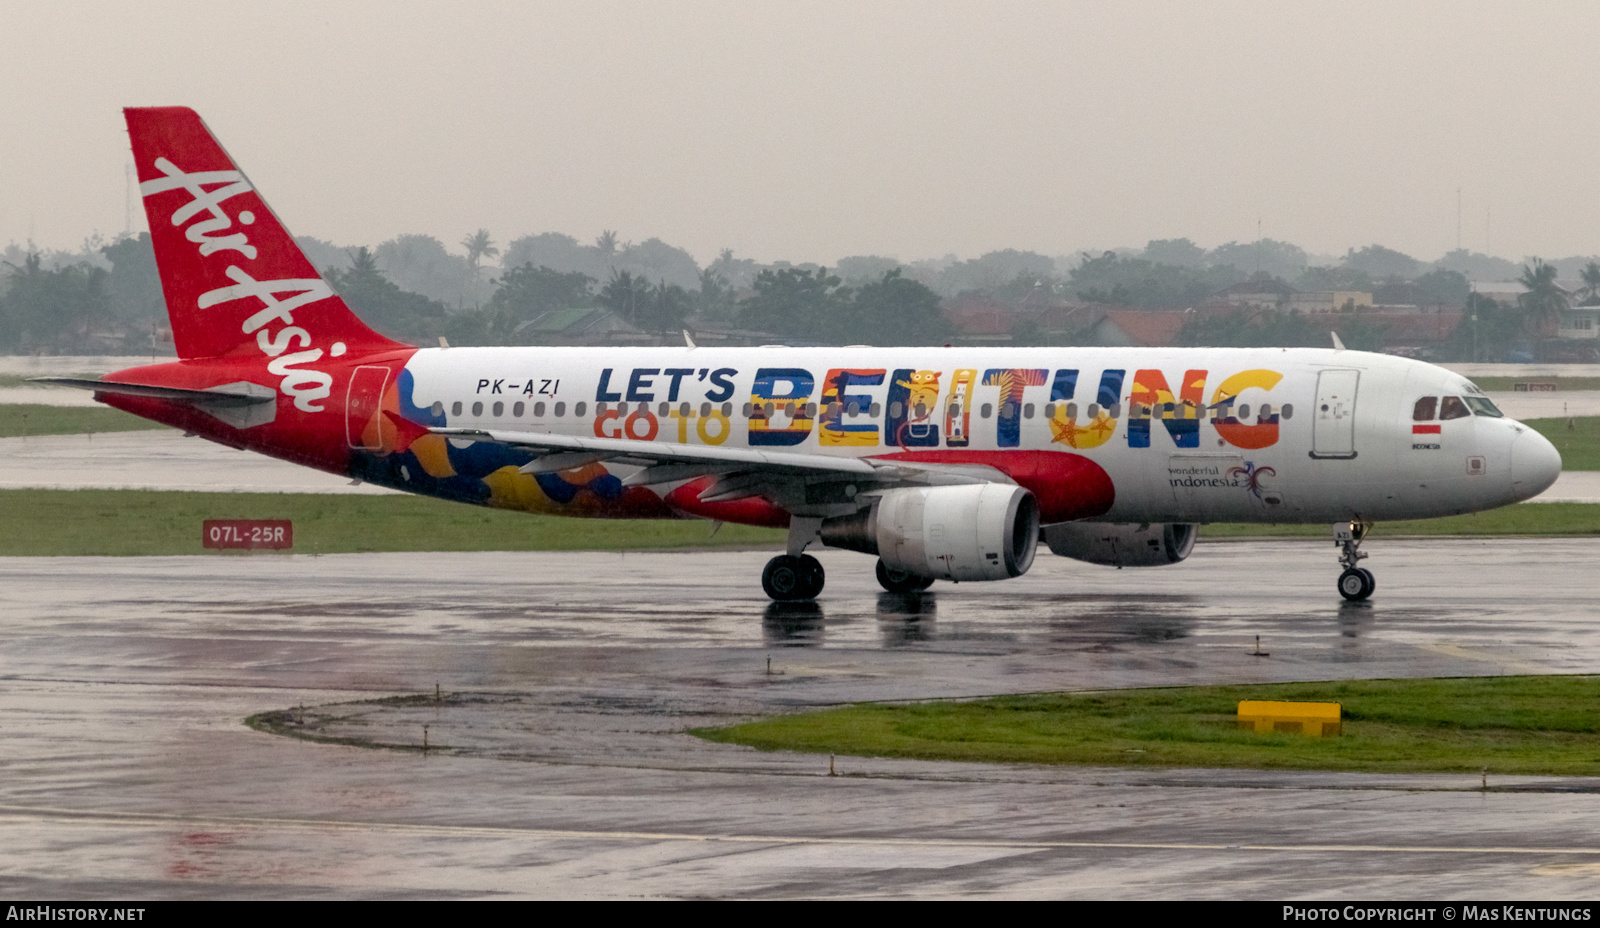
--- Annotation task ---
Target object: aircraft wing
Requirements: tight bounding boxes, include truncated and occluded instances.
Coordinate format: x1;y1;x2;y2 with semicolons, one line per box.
428;426;1009;508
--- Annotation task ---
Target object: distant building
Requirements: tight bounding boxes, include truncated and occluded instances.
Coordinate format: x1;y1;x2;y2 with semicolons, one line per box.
1559;307;1600;340
944;296;1015;343
515;307;651;345
1469;281;1526;305
1289;290;1373;314
1084;309;1193;347
1201;279;1295;311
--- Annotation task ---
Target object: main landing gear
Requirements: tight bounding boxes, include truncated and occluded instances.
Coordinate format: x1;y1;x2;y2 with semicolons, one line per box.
759;554;938;600
762;554;825;601
876;559;934;594
1334;521;1375;602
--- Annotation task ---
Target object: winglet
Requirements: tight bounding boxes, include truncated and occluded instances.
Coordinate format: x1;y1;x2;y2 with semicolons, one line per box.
1331;332;1346;350
683;330;697;350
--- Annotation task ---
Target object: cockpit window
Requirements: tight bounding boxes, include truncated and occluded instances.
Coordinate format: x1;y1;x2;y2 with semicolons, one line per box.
1463;395;1504;418
1412;396;1438;421
1439;396;1471;420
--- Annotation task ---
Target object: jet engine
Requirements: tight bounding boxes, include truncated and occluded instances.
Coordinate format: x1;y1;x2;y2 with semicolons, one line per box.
820;484;1040;581
1042;522;1197;567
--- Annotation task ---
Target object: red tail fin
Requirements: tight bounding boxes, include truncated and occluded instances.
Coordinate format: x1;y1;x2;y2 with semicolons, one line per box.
125;106;402;361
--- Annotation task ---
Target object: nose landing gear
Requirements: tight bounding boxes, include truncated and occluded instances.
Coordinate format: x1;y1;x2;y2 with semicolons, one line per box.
1334;521;1374;601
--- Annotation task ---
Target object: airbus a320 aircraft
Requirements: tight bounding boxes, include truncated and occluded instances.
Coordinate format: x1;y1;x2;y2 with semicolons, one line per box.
41;108;1564;602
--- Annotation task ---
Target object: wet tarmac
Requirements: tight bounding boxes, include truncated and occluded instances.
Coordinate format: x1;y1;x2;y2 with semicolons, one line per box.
5;541;1600;898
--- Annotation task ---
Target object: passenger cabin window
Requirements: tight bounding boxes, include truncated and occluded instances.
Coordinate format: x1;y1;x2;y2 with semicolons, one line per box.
533;401;545;417
869;403;881;417
452;401;463;416
980;403;994;419
492;401;504;417
554;402;566;417
574;402;587;417
1413;397;1438;421
721;402;733;417
1439;396;1471;420
471;401;484;416
513;401;524;417
1281;403;1294;419
431;401;445;417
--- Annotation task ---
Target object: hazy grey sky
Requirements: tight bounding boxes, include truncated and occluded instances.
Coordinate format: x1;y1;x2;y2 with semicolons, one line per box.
5;1;1600;266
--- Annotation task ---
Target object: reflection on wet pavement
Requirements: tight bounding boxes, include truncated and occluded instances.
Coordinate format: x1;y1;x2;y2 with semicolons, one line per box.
5;540;1600;897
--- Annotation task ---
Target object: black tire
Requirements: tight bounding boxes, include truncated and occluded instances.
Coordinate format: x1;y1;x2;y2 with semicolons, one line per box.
1357;567;1375;594
1337;568;1373;602
763;555;813;601
798;554;825;598
876;559;934;594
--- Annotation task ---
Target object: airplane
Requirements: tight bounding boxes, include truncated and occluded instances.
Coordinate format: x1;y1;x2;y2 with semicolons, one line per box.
38;107;1564;603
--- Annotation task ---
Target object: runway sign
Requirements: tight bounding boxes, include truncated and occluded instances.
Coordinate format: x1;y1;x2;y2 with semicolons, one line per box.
202;519;293;550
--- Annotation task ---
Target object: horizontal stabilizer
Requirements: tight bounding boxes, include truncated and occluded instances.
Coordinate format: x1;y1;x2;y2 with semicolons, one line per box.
29;377;275;407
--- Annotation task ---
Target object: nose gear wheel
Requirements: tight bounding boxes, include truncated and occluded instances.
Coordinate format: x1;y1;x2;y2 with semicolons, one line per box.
1334;521;1374;601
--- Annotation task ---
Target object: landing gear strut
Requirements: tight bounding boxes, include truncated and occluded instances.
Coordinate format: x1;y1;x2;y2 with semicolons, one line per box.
1334;521;1374;602
762;554;824;601
876;559;934;594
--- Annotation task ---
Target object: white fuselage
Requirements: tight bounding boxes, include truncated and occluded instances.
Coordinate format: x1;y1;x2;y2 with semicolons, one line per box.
397;345;1561;525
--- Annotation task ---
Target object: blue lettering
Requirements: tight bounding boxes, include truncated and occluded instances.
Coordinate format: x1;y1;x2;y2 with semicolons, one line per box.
595;368;622;402
626;368;659;402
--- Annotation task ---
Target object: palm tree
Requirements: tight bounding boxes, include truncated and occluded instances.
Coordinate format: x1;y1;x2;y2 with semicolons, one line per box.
1580;261;1600;306
459;230;498;310
1518;259;1568;338
460;229;498;273
594;230;619;256
598;269;652;327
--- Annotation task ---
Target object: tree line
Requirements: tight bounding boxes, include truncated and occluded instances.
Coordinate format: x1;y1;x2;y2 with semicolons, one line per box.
3;228;1598;356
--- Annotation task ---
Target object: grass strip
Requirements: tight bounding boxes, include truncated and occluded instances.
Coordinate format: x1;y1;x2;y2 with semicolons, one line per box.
1203;501;1600;538
0;404;169;438
0;490;1595;555
696;675;1600;776
1523;417;1600;471
1470;377;1600;391
0;489;783;556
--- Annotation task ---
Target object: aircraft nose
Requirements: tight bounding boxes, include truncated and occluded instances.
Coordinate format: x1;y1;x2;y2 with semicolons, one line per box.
1510;427;1562;502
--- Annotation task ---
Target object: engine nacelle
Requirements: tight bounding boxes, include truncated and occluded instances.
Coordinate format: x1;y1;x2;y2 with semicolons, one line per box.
821;484;1040;582
1042;522;1197;567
